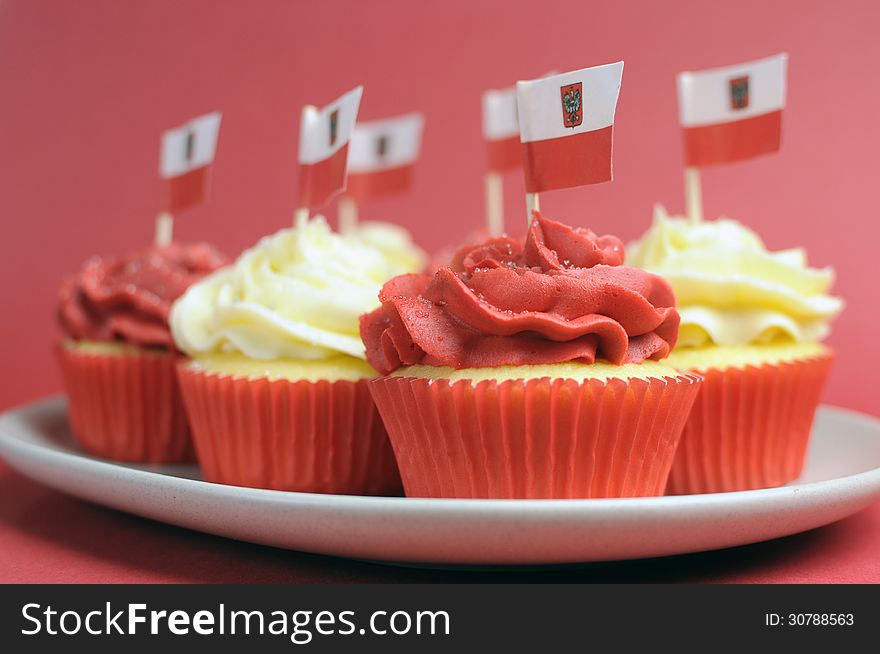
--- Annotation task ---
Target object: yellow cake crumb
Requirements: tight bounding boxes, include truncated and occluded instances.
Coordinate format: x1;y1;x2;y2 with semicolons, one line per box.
389;360;684;384
187;352;377;383
63;340;163;357
666;341;830;372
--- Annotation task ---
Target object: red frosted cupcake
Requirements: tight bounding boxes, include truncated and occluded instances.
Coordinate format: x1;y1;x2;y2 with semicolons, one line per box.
361;212;703;499
57;242;227;463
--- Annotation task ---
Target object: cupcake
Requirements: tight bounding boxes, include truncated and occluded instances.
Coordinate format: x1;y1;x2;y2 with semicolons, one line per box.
171;215;426;494
345;220;428;273
57;242;227;463
627;206;843;493
425;229;490;275
361;212;703;499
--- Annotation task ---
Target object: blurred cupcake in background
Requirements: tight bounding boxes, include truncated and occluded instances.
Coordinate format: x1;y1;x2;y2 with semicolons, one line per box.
362;212;702;499
57;242;228;463
424;228;490;275
171;215;426;494
628;206;843;494
344;220;428;274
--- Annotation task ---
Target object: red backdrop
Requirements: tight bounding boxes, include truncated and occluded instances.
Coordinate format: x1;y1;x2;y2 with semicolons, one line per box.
1;0;877;414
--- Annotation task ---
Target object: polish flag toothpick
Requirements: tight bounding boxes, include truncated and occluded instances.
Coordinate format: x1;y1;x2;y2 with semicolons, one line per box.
677;53;788;222
339;112;424;232
483;86;521;174
156;111;223;246
481;85;520;236
296;86;364;223
516;62;624;221
679;53;787;167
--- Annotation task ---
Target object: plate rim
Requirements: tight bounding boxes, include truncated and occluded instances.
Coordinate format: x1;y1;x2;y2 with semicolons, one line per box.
4;395;880;565
2;394;880;515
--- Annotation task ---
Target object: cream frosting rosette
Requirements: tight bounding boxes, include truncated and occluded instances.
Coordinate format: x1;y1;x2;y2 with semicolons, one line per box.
170;216;425;366
626;205;843;348
171;215;417;495
348;220;427;276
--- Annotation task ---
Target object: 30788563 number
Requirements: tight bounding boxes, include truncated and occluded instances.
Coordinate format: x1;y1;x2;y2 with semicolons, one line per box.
787;614;854;626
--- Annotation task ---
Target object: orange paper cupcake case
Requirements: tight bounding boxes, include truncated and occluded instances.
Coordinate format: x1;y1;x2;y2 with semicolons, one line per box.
57;344;193;463
666;353;834;495
176;365;402;495
369;373;703;499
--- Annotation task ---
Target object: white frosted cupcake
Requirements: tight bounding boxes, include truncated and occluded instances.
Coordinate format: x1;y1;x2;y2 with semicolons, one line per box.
171;215;426;494
346;220;427;274
628;206;843;493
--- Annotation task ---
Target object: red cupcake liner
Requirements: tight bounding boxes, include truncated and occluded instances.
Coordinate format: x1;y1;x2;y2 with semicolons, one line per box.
369;373;703;499
176;364;402;495
666;352;834;495
56;344;193;463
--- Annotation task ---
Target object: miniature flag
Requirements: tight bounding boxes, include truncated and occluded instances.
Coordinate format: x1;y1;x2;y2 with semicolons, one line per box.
678;53;787;167
482;86;521;172
159;111;222;213
298;86;364;210
516;62;624;193
346;113;424;201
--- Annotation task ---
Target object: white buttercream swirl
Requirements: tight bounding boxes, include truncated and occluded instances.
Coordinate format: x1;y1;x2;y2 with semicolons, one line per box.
626;205;843;347
170;216;424;360
349;220;427;275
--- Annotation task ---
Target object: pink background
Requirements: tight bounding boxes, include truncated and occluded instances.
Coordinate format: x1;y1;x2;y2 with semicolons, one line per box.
1;0;877;414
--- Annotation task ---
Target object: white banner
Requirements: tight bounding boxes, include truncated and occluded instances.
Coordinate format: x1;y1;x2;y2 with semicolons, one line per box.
298;86;364;165
348;113;424;173
482;86;518;141
677;53;787;127
159;112;222;178
516;62;623;143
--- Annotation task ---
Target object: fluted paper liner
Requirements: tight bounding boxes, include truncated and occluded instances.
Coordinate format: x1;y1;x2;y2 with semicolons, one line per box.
176;364;401;495
666;353;834;495
57;344;193;463
369;373;703;499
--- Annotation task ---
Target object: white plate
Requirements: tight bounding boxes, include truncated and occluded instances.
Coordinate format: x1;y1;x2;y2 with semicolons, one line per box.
1;396;880;566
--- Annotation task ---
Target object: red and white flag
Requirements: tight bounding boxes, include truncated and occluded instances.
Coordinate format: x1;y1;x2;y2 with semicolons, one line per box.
482;86;521;172
346;113;424;201
516;62;624;193
159;111;222;213
297;86;363;210
678;53;787;167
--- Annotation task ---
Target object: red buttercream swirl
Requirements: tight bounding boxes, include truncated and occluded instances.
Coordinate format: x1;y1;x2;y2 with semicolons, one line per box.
58;242;227;349
360;212;680;374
